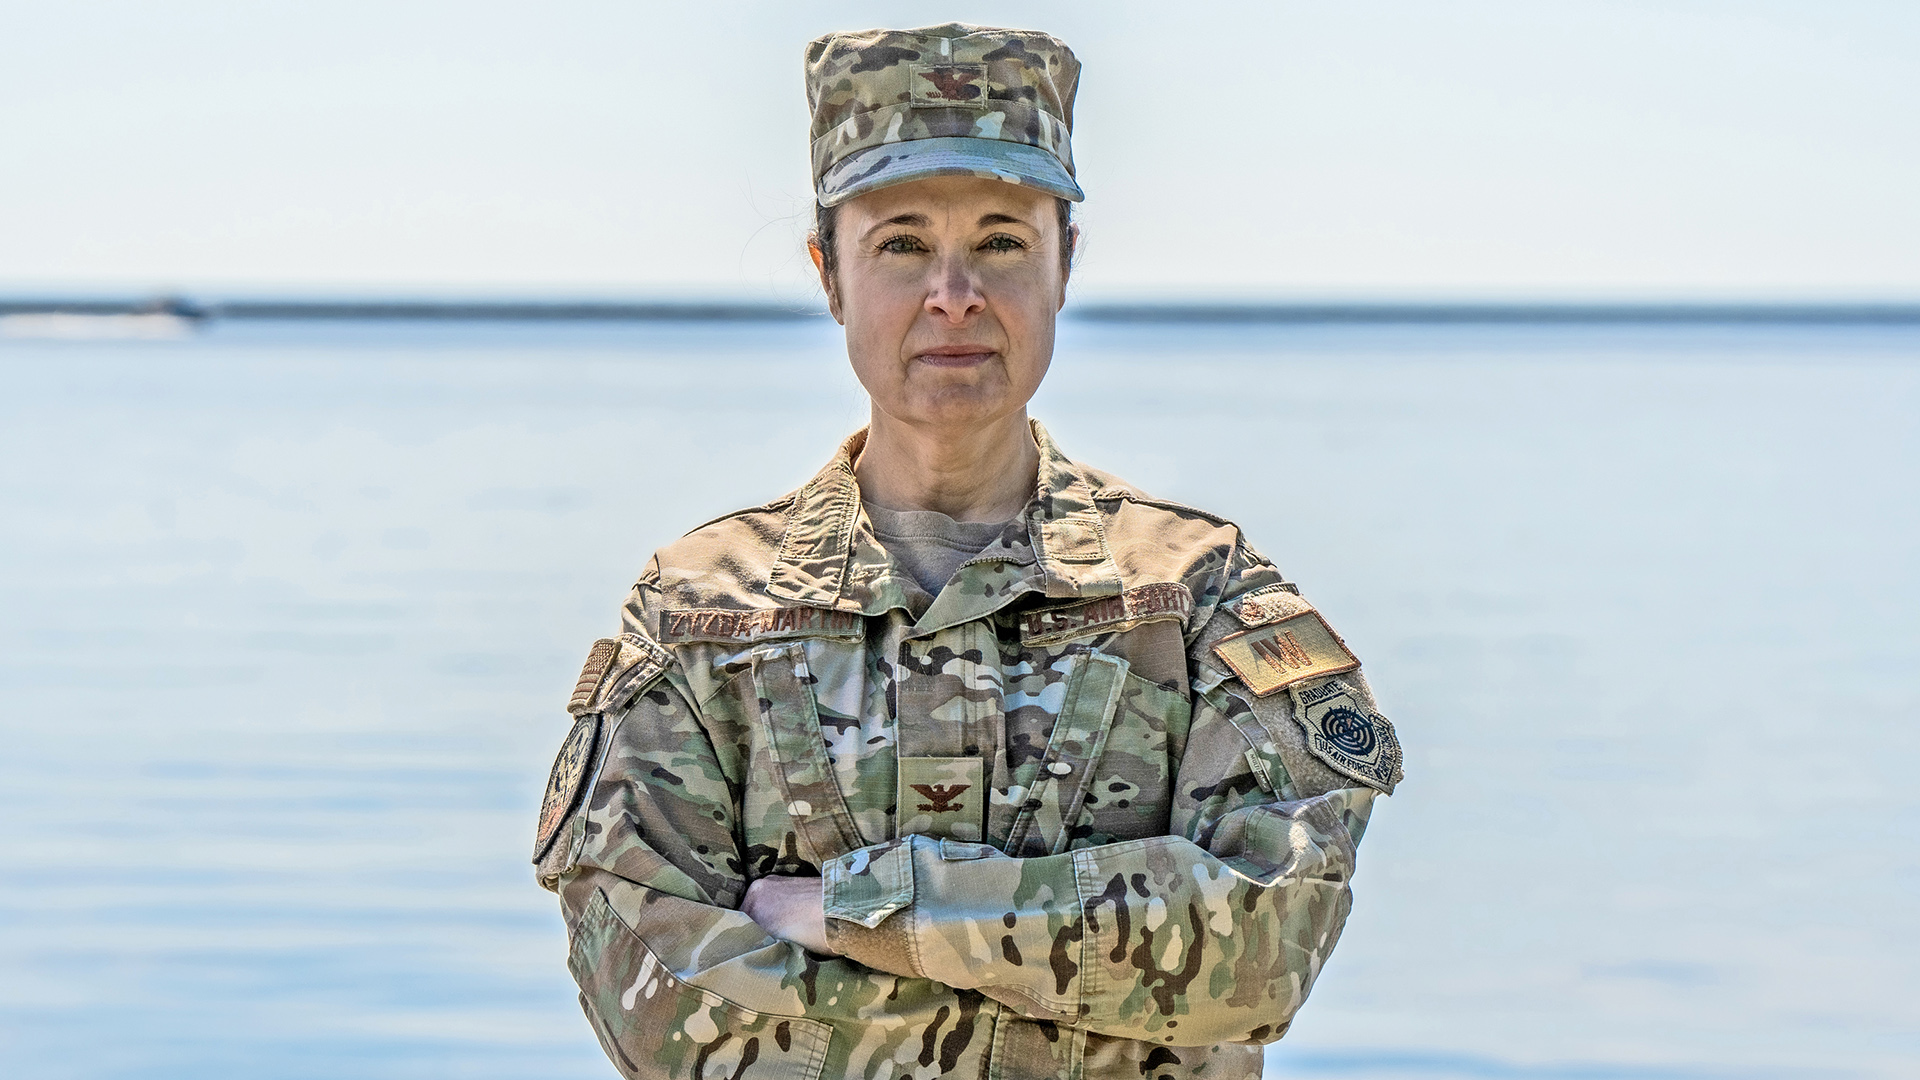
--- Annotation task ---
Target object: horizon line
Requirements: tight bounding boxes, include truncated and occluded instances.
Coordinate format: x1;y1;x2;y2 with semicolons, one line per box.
5;295;1920;325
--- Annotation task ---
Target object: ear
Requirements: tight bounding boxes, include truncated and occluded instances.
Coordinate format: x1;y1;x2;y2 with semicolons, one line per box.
1056;222;1080;311
808;238;845;325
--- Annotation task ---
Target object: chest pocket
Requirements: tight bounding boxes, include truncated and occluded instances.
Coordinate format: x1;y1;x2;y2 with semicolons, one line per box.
748;643;866;868
1006;583;1196;856
1001;650;1129;857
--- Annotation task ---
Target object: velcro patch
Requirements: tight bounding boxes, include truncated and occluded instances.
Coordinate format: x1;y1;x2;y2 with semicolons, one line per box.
1229;586;1313;627
533;712;599;862
1212;610;1359;696
1289;678;1402;794
896;756;985;842
1021;582;1193;645
910;63;989;107
660;606;864;645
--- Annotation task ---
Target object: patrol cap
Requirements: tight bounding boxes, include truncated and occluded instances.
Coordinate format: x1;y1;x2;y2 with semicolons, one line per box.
804;22;1084;207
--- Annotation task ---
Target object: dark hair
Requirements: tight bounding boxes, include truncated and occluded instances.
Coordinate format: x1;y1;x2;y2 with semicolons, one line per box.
811;195;1075;287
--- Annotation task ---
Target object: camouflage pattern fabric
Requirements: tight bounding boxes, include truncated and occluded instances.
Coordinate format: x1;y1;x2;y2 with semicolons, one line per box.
536;421;1400;1079
805;23;1084;205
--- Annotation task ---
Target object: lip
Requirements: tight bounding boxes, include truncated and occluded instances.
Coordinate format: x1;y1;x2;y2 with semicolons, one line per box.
914;345;997;367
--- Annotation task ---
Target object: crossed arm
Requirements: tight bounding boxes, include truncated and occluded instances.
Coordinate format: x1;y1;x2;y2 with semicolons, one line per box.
562;665;1376;1046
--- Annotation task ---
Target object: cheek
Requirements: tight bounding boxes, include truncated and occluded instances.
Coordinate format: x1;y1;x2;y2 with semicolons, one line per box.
841;267;925;330
981;274;1058;341
840;280;919;398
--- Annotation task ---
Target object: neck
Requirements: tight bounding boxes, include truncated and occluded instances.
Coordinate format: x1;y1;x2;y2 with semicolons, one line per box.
855;409;1038;522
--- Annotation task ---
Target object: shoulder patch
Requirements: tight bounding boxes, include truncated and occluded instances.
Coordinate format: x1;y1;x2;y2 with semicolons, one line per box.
1289;678;1402;794
1021;582;1193;645
533;712;599;862
1211;610;1359;695
567;633;672;717
659;606;864;645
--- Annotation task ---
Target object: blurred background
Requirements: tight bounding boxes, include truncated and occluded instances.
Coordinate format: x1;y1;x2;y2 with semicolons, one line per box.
1;2;1916;1079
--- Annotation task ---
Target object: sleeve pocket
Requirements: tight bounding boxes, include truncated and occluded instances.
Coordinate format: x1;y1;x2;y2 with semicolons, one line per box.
569;889;833;1080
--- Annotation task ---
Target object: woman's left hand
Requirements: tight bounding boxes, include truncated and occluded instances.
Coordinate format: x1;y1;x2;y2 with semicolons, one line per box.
741;875;840;956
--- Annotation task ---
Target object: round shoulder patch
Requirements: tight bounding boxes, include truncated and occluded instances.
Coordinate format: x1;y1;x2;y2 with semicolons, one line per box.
533;713;600;863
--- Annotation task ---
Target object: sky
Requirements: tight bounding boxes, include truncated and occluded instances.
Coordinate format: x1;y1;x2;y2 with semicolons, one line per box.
3;0;1918;301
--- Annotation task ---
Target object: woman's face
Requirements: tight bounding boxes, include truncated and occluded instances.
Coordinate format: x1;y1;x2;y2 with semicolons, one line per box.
815;176;1070;435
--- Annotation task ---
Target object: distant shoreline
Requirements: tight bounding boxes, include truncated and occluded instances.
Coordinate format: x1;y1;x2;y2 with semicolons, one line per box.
4;297;1920;325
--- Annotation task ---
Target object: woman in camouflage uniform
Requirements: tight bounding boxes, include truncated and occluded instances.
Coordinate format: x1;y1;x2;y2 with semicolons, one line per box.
534;22;1401;1080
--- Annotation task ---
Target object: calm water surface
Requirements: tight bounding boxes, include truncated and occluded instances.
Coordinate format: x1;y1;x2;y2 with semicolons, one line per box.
1;319;1915;1079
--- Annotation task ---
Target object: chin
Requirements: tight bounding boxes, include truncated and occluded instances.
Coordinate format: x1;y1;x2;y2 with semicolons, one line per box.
898;388;1018;429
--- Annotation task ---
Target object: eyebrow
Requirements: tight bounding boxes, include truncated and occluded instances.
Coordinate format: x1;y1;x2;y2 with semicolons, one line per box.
867;213;931;233
859;211;1035;239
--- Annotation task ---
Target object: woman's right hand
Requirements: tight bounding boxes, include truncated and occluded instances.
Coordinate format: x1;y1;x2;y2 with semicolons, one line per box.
741;875;840;956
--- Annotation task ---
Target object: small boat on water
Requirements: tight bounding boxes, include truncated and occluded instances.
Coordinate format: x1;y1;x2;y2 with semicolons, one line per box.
0;297;206;340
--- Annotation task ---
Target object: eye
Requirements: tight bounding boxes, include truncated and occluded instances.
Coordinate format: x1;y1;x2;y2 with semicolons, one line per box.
980;233;1028;253
877;234;927;254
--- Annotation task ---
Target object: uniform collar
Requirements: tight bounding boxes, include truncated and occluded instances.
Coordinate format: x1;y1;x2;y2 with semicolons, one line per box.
764;420;1123;617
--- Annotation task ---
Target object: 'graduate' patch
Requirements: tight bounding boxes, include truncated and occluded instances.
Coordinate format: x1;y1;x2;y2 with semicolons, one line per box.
1289;678;1402;794
1212;610;1360;696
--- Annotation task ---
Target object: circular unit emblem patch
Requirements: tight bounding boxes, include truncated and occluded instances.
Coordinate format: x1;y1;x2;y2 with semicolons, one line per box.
534;714;599;862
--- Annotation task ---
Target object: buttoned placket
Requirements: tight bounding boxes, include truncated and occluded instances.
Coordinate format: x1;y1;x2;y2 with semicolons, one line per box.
758;421;1132;857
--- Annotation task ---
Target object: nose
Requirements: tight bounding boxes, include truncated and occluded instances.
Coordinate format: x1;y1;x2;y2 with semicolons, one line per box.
923;253;986;324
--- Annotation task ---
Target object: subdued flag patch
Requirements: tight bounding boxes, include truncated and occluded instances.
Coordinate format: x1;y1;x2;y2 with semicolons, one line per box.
568;638;619;716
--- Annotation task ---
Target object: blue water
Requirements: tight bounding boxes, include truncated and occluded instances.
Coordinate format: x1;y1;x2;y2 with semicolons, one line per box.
1;319;1915;1079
